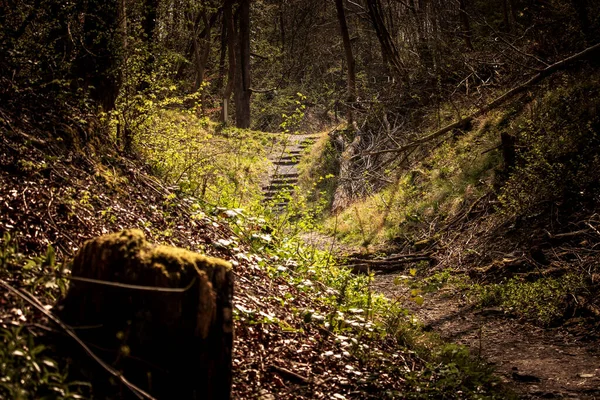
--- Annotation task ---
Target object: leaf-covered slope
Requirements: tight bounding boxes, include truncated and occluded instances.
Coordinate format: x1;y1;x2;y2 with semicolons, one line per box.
0;117;443;399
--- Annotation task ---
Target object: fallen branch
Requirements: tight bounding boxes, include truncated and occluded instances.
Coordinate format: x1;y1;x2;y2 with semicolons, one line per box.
545;229;590;240
350;255;431;266
269;364;310;384
380;251;432;261
360;42;600;158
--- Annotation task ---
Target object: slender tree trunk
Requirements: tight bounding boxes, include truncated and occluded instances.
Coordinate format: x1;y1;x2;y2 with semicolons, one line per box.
458;0;473;50
117;0;130;152
234;0;251;128
216;14;228;98
367;0;406;81
75;0;122;113
334;0;356;126
222;0;237;124
279;1;285;52
193;10;212;91
175;8;219;82
143;0;159;41
501;131;516;171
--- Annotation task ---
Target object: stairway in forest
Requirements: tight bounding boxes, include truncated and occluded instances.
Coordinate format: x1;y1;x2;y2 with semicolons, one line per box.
263;133;319;211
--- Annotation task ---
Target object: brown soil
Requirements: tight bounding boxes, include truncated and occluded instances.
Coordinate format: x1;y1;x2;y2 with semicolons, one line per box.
373;274;600;399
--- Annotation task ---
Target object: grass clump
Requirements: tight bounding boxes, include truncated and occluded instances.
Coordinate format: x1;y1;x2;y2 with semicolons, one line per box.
297;129;340;211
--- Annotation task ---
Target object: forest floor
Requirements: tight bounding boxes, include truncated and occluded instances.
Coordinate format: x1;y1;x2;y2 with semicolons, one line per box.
301;225;600;400
0;126;431;399
3;116;599;398
372;272;600;399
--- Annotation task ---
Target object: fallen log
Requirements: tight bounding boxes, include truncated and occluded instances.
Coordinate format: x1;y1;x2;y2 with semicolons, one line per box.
346;253;433;274
350;255;432;266
58;229;234;400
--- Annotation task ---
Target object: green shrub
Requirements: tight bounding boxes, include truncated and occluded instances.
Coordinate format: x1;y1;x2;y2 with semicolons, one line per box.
476;274;583;325
499;74;600;215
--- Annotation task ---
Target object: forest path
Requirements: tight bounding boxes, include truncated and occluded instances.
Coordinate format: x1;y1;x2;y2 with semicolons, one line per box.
372;275;600;399
262;133;319;210
301;231;600;399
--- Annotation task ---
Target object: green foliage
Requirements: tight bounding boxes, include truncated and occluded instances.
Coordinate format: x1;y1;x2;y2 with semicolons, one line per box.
0;326;90;399
135;110;270;208
499;74;600;215
0;233;67;302
0;234;88;399
403;343;506;399
298;132;340;212
475;274;583;325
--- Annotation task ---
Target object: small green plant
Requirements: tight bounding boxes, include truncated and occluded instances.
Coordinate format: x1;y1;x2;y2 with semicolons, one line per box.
403;343;507;399
475;274;583;325
0;326;90;399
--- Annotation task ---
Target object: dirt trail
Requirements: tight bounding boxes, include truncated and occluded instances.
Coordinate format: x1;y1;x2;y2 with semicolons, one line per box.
372;274;600;399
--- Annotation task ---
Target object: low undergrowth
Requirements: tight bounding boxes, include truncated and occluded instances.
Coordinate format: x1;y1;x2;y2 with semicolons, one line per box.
0;201;509;399
135;110;275;209
475;274;585;326
0;233;88;399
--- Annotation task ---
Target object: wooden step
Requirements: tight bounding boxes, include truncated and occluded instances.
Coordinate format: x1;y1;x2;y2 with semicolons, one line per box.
271;172;299;179
263;183;295;192
269;177;298;185
273;159;297;166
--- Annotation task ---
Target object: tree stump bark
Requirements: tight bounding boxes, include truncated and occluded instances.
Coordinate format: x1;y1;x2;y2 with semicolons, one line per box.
58;229;233;399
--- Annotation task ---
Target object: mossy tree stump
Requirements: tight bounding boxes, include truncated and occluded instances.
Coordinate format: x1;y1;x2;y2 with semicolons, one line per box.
58;229;233;399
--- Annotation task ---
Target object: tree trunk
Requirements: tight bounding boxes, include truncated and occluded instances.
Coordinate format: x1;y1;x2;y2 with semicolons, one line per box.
458;0;474;50
334;0;356;126
58;230;233;400
216;13;228;96
234;0;251;128
501;131;516;171
142;0;159;41
366;0;407;83
222;0;237;125
193;10;212;91
74;0;122;113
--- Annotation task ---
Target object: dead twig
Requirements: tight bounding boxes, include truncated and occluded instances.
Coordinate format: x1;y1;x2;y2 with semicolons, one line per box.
360;42;600;158
350;255;432;266
269;364;310;384
545;229;590;240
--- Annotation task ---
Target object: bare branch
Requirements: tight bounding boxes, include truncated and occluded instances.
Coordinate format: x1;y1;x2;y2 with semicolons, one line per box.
360;42;600;158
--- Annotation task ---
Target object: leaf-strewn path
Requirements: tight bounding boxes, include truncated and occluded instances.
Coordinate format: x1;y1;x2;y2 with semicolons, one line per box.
372;275;600;399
